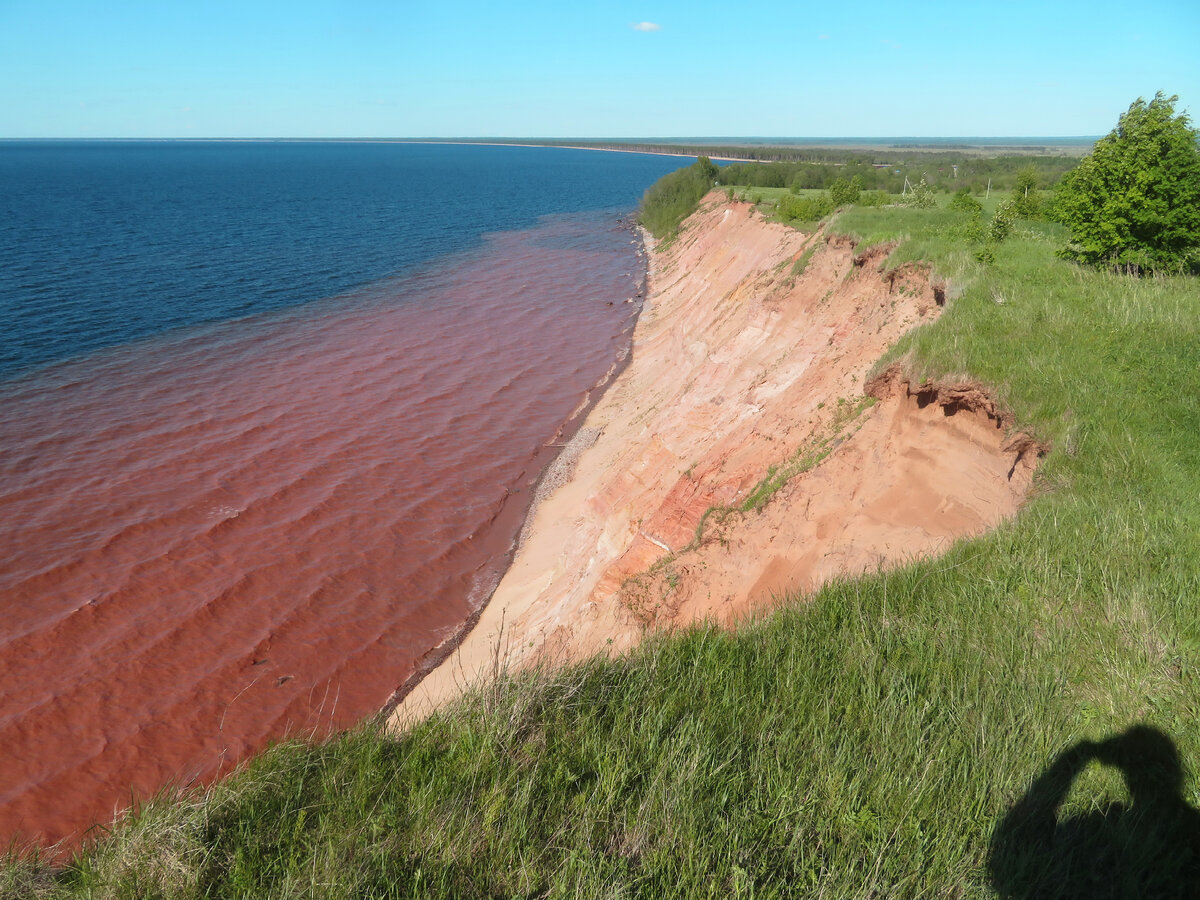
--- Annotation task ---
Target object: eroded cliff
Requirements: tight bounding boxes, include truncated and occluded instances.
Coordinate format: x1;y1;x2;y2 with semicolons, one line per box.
391;194;1043;722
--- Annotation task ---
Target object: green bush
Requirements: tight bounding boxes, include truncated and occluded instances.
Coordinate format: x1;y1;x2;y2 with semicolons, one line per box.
901;178;936;209
988;200;1018;243
777;193;834;223
963;213;986;243
829;175;862;206
856;190;892;207
1011;165;1042;219
639;157;719;238
1054;92;1200;272
948;188;983;214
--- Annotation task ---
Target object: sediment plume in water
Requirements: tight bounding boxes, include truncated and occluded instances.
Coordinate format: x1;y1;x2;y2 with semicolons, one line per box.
0;212;645;850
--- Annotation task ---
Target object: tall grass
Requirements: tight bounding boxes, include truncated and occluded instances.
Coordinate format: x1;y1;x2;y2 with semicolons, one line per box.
6;201;1199;898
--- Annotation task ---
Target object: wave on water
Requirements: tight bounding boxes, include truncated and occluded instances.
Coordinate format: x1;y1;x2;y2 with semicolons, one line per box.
0;209;649;850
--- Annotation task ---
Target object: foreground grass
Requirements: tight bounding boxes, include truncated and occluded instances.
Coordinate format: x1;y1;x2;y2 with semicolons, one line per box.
6;203;1199;898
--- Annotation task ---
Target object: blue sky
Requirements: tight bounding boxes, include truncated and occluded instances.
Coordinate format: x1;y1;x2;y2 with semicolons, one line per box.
1;0;1197;138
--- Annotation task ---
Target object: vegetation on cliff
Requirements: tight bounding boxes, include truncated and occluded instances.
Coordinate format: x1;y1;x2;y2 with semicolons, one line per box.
716;153;1078;198
637;156;717;238
638;147;1084;240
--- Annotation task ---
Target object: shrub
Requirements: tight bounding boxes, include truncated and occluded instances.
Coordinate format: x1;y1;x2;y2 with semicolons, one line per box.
829;175;862;206
902;178;936;209
777;193;834;223
639;158;719;238
856;190;891;208
1011;165;1042;219
948;188;982;214
988;200;1018;243
1053;92;1200;272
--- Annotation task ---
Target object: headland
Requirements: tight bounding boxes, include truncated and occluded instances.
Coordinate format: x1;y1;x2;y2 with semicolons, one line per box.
390;192;1042;723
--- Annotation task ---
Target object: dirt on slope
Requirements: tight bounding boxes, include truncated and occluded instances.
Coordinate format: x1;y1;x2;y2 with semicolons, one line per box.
389;194;1044;722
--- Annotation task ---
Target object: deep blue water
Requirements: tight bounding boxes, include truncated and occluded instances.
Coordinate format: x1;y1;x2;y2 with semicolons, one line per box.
0;141;689;378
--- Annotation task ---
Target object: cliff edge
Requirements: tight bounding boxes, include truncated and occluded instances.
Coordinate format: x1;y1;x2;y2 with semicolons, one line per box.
390;194;1042;723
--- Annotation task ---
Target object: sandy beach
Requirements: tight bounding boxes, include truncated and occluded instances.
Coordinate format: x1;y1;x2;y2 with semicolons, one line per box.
390;192;1043;724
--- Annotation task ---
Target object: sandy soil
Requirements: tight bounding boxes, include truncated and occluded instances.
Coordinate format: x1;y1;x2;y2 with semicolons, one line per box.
389;194;1043;724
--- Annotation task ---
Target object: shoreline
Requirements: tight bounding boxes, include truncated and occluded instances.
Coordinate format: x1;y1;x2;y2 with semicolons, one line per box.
396;140;756;162
378;218;654;718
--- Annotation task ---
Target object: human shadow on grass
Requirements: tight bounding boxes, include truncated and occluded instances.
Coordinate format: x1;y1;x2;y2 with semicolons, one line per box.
989;725;1200;898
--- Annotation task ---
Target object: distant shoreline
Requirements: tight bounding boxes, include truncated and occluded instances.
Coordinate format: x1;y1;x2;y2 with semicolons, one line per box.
366;140;756;162
1;137;1095;159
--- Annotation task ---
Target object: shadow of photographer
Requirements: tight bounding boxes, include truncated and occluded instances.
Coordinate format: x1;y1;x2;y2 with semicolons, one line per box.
989;725;1200;898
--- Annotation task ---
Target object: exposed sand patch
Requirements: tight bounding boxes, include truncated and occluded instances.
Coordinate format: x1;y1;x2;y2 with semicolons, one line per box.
389;194;1044;723
619;367;1044;627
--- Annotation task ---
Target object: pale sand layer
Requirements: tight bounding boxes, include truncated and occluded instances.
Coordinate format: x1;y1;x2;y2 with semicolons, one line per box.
390;194;1041;724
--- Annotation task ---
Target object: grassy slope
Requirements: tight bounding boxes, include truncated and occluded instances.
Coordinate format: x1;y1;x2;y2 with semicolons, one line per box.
6;200;1199;899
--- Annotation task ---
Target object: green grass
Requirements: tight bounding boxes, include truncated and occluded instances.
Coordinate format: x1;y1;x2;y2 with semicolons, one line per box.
789;243;817;278
6;202;1199;898
729;186;797;204
737;395;873;514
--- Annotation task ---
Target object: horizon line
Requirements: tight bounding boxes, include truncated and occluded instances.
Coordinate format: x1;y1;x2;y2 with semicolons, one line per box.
0;135;1102;143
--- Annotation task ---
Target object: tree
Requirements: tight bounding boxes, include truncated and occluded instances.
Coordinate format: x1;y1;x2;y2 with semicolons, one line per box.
829;175;862;206
1011;165;1041;219
1054;92;1200;272
987;200;1018;243
902;178;936;209
640;158;719;237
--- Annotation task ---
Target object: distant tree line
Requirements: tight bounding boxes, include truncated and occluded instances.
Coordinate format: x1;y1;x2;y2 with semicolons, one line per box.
715;155;1079;195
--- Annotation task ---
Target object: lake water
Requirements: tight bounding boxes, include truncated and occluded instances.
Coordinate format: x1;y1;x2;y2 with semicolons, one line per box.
0;141;687;850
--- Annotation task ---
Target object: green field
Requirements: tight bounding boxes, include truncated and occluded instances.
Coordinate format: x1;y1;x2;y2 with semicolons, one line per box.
6;189;1199;898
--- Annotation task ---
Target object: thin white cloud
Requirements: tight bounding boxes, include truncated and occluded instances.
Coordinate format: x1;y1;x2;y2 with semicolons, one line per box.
632;22;661;32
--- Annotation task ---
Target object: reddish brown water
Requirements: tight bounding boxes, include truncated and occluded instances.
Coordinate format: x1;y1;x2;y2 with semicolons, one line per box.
0;213;645;851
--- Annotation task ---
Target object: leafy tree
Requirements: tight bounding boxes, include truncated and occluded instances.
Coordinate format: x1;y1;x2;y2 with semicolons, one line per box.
902;178;936;209
829;175;863;206
987;200;1018;243
1011;165;1041;219
639;158;719;238
1054;92;1200;272
1014;165;1038;196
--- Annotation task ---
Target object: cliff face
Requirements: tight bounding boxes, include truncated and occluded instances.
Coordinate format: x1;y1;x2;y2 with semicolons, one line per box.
391;194;1042;722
